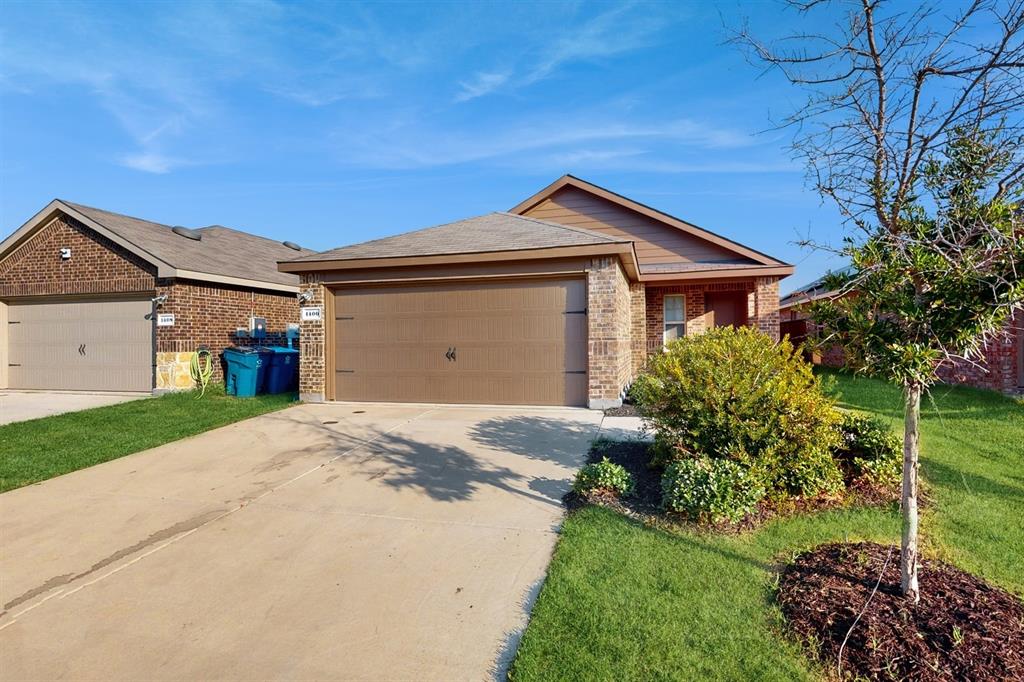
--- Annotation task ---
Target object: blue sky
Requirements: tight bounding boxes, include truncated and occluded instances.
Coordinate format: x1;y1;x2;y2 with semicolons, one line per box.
0;0;854;293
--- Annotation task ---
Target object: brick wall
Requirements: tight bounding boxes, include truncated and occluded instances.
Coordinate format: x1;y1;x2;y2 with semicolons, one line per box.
936;311;1022;394
154;279;298;387
645;280;762;353
297;275;326;401
587;256;632;407
629;282;646;376
753;277;781;340
0;214;156;297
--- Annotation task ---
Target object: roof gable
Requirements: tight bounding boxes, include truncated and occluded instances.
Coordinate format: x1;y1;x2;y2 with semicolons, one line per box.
510;175;790;270
0;200;311;291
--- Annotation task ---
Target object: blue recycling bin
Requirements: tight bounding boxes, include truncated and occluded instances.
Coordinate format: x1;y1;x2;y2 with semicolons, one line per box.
223;347;272;397
264;346;299;394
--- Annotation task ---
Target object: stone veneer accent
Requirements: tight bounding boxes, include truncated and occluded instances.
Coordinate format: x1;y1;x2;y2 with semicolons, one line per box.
587;256;632;408
153;279;298;389
297;275;327;402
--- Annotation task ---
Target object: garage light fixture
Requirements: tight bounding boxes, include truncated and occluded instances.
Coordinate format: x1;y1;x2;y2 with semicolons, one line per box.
152;294;168;307
297;290;314;303
60;247;72;260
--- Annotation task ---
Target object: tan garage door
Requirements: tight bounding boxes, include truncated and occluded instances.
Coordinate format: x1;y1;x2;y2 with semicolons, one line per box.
333;278;588;406
8;298;153;392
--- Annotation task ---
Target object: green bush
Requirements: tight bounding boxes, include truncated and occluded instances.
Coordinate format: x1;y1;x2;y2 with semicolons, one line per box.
661;457;765;523
632;326;843;498
573;457;634;497
833;412;902;485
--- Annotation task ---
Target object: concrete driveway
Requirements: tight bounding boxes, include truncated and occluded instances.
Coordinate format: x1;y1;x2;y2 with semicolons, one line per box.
0;402;603;680
0;391;146;425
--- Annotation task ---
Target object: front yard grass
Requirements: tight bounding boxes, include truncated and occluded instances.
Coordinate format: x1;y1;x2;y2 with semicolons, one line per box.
510;372;1023;681
0;386;296;493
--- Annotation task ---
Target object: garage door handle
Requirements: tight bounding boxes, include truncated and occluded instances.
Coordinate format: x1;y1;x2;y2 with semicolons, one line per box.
78;344;87;356
445;347;457;362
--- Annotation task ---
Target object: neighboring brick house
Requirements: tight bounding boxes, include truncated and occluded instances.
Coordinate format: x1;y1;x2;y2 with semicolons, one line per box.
0;200;310;393
279;175;793;408
779;275;1024;395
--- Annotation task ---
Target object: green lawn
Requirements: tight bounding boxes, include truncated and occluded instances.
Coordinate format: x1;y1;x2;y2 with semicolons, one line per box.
510;372;1023;681
0;386;296;493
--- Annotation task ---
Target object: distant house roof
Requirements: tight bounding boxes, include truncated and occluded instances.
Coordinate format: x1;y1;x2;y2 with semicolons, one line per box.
0;199;314;292
779;266;853;310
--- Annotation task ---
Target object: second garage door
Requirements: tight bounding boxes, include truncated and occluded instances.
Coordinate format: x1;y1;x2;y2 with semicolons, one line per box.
7;298;153;392
333;278;588;406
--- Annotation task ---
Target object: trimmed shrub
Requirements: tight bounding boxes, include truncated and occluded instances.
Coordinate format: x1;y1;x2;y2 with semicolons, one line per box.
661;457;765;523
632;326;843;498
833;412;902;486
573;457;634;497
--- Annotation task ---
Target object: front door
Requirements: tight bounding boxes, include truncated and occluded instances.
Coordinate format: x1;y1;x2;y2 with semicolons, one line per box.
705;292;748;329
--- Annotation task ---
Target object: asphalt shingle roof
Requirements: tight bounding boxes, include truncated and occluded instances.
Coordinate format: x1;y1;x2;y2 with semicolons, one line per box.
63;201;313;287
287;212;628;263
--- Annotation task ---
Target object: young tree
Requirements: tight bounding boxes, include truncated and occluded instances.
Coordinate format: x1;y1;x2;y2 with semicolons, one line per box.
735;0;1024;602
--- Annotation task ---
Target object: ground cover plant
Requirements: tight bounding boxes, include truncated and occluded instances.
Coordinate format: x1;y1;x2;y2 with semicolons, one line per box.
0;385;295;492
509;371;1023;681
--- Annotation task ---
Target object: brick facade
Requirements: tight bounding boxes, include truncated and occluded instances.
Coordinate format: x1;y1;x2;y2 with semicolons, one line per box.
0;212;300;392
629;282;646;376
586;257;632;408
643;278;782;354
783;301;1023;394
297;275;327;401
154;279;298;388
935;310;1022;394
0;215;155;297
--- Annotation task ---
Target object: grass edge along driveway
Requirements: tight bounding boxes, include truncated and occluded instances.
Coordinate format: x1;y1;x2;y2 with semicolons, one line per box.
509;372;1023;681
0;387;295;493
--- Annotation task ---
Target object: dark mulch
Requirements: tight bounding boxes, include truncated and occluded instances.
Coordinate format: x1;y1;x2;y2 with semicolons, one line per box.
567;440;900;533
603;403;639;417
565;439;663;518
778;542;1024;681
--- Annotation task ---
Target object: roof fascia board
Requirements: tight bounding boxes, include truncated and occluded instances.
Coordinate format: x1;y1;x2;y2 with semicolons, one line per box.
279;243;640;281
640;265;794;282
172;269;300;293
510;175;789;268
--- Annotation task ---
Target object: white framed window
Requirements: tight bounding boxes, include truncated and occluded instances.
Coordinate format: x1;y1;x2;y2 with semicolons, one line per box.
663;294;686;345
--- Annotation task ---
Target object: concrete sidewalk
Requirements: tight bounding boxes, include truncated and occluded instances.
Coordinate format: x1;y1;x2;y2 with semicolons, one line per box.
0;390;146;425
0;402;602;680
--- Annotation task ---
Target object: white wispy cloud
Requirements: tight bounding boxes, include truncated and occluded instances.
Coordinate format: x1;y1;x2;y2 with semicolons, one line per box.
330;114;765;171
454;3;675;102
455;71;511;102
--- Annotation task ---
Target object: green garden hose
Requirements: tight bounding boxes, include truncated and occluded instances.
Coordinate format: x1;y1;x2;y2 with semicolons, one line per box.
190;348;214;398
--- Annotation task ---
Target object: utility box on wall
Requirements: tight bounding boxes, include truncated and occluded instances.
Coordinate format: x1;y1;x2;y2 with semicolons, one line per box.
250;316;267;339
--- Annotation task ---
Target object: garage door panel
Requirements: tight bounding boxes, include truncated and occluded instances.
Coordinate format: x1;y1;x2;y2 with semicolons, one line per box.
8;299;153;392
333;279;587;406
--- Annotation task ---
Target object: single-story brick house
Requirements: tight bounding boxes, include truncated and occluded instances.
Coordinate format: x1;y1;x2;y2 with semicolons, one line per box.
779;275;1024;394
279;175;794;408
0;200;311;393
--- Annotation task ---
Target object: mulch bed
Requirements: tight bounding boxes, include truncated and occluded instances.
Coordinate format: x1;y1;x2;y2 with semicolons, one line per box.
603;403;639;417
567;440;899;533
778;542;1024;681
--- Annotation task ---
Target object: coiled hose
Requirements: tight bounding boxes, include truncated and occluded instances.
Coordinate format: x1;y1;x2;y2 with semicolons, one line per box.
190;348;214;398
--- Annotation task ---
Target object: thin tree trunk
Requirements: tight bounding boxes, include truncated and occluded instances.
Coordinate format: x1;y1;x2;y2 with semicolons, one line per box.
901;382;922;602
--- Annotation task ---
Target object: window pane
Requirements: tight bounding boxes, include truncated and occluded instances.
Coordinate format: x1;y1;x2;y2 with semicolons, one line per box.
664;322;685;342
665;295;685;323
